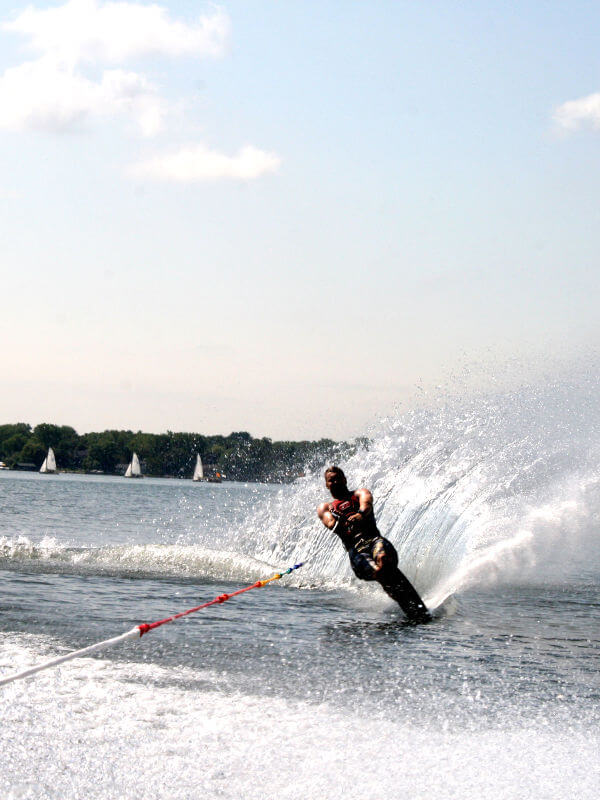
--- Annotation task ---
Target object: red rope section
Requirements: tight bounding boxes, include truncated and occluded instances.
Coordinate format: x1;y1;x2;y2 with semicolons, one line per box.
137;563;304;636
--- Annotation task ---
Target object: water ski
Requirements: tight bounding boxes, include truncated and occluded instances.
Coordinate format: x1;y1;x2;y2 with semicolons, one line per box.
380;568;430;623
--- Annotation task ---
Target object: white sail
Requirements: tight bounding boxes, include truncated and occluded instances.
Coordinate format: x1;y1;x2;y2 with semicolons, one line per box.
125;452;142;478
192;454;204;481
40;448;57;474
47;448;57;472
131;453;141;476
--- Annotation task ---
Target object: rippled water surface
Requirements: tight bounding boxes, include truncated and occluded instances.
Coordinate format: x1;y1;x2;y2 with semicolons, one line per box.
1;381;599;799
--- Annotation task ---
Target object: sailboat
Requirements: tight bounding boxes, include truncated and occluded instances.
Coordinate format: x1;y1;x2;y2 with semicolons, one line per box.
192;454;205;482
124;452;142;478
39;447;58;474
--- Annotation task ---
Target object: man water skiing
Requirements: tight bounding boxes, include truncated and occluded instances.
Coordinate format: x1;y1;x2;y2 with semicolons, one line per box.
317;466;430;622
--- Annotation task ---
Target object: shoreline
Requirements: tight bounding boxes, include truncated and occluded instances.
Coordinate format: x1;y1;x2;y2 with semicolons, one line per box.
0;468;294;485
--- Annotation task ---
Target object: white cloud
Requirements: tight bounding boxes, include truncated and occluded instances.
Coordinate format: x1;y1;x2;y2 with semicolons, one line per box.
554;92;600;131
130;144;283;182
0;1;229;135
4;0;230;66
0;57;164;135
0;3;280;183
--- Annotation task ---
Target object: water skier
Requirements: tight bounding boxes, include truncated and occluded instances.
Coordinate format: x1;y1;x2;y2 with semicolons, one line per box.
317;466;430;622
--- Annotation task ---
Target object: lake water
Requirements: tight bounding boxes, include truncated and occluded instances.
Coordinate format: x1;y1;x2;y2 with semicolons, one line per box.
1;378;599;799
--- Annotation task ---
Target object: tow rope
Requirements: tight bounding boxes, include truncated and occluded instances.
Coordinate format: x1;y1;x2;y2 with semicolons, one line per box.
0;562;304;688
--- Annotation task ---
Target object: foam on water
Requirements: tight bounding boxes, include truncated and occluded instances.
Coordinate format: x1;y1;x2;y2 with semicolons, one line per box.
239;370;600;608
2;371;598;610
1;371;599;800
2;633;598;800
0;535;276;581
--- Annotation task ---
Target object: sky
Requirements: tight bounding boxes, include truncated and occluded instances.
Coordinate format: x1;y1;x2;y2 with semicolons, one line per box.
1;0;599;440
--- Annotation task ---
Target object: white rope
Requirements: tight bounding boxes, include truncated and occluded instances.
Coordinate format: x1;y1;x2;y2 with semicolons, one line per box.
1;562;305;688
0;627;141;687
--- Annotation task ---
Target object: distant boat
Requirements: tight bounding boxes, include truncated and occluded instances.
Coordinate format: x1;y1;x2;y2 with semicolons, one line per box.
192;454;204;482
124;452;142;478
39;448;58;474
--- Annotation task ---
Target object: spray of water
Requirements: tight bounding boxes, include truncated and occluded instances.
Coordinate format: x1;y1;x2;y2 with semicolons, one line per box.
241;368;600;609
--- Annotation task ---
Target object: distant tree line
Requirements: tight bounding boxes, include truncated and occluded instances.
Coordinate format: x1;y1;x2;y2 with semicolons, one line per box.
0;423;360;482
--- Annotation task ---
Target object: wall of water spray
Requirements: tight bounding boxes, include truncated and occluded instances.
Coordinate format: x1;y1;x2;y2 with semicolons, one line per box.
238;368;600;609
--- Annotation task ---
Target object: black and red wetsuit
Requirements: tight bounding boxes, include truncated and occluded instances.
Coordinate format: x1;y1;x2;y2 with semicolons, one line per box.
329;492;398;580
329;492;430;622
329;493;380;553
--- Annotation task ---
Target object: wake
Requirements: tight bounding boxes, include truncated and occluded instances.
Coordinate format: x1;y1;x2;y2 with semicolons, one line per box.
239;371;600;608
0;536;276;582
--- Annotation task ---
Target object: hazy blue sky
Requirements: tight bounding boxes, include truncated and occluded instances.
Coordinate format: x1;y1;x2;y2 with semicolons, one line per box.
1;0;599;439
